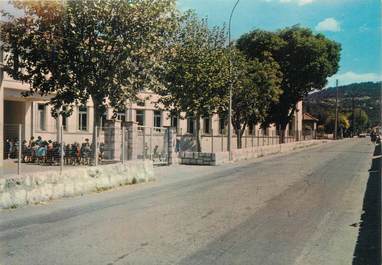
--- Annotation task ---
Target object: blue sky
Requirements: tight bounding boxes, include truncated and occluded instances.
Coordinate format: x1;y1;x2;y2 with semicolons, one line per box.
1;0;381;87
178;0;381;87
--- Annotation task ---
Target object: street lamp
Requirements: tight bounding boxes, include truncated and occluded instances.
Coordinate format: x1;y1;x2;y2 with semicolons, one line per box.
227;0;240;160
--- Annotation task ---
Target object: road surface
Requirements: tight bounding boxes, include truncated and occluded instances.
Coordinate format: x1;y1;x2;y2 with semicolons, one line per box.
0;138;380;265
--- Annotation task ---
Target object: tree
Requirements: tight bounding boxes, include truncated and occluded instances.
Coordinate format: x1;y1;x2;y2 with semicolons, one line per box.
1;0;178;146
229;49;282;148
325;112;350;134
349;108;369;133
237;26;341;142
156;12;229;152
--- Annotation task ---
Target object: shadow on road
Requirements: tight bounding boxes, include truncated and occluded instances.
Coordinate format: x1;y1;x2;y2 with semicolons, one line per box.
352;144;381;265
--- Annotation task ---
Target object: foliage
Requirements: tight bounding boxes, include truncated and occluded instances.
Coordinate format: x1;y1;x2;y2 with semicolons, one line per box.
324;112;350;133
305;81;380;128
237;26;341;141
1;0;178;124
229;49;282;148
348;108;369;131
156;12;229;151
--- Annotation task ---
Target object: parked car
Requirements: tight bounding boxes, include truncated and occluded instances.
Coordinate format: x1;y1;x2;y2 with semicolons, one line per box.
358;133;367;138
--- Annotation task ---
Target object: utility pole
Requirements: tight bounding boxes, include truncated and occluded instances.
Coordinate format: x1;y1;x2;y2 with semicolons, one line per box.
227;0;240;160
352;89;355;137
334;79;339;140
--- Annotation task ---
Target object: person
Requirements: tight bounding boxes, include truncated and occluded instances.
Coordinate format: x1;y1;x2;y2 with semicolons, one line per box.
47;140;54;164
371;131;377;143
29;136;35;147
4;138;11;159
35;136;42;146
21;140;29;163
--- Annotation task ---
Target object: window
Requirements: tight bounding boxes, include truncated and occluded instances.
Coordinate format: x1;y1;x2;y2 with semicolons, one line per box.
37;104;46;131
100;112;108;130
171;115;179;132
136;110;145;127
219;117;226;135
117;112;126;122
248;124;254;135
203;117;211;134
154;110;162;128
78;106;88;131
187;116;194;134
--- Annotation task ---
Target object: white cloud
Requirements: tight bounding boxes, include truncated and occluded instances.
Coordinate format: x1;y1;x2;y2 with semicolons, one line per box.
328;71;382;87
315;18;341;32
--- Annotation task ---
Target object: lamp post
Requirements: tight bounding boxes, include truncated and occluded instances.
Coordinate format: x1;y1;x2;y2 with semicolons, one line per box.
334;79;339;140
227;0;240;160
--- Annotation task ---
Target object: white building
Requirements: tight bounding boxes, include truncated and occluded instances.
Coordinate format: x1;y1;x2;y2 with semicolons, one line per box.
0;51;303;166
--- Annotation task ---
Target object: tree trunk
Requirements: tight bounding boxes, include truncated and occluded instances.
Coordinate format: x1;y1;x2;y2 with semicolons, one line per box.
195;114;202;152
236;128;241;149
278;121;289;144
280;129;286;144
92;98;101;164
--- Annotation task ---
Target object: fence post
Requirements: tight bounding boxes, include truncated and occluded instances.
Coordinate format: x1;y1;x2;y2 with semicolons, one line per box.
17;124;22;175
121;126;125;164
257;130;259;147
211;129;214;153
126;121;138;160
142;127;146;160
94;126;98;166
167;127;175;165
245;130;247;148
60;125;64;175
149;127;153;160
221;133;224;152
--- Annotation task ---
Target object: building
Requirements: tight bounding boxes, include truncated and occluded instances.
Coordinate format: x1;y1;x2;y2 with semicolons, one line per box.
0;51;303;165
303;112;318;136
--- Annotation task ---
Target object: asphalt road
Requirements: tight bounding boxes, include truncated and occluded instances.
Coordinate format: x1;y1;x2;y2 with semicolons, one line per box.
0;138;379;265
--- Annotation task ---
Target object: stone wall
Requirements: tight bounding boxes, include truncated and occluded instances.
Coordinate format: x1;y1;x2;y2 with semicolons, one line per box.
179;140;330;166
179;152;216;166
0;160;154;209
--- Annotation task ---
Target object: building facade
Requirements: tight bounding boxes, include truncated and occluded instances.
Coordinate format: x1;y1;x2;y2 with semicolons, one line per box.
0;53;303;165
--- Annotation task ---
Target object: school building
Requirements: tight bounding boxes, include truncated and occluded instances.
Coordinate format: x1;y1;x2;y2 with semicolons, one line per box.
0;52;303;167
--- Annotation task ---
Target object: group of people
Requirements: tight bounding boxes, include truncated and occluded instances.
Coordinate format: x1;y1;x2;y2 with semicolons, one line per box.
370;131;381;144
4;136;105;166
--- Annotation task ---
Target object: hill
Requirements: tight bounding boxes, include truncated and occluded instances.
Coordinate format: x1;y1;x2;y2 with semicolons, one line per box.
304;81;381;128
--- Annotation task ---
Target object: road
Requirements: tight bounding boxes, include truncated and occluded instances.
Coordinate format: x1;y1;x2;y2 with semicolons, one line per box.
0;138;379;265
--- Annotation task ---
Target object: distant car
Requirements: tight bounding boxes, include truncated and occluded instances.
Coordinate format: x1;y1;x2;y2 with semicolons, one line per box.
358;133;367;138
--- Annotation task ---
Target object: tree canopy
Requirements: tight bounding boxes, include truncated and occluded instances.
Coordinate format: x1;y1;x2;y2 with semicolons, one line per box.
1;0;178;122
156;12;229;151
229;49;282;148
237;26;341;141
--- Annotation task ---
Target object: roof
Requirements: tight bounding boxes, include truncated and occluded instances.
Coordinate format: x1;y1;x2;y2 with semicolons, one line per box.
303;113;319;122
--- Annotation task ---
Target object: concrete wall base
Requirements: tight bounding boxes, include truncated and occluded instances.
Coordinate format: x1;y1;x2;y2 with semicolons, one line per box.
179;140;330;166
0;160;154;209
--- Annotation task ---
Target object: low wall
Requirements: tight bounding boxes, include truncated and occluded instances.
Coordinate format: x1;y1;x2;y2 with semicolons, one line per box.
0;160;154;209
179;152;216;165
180;140;329;166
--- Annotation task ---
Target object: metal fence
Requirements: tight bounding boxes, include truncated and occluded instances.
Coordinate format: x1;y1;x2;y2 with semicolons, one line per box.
137;126;169;165
1;122;319;176
1;123;170;177
175;129;316;153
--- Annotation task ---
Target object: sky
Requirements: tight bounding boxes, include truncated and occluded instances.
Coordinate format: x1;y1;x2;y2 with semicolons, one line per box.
1;0;381;87
177;0;381;87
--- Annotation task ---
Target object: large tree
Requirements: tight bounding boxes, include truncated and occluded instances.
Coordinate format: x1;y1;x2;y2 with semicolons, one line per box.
237;26;341;142
229;50;282;148
156;12;229;152
1;0;178;145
